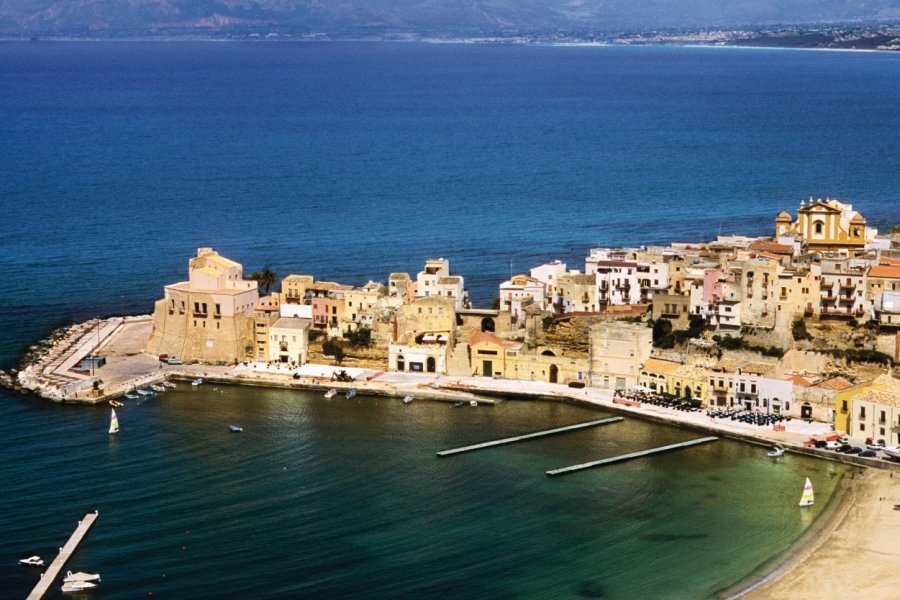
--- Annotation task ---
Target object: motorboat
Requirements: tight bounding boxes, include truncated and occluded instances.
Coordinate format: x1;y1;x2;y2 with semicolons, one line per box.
453;401;466;408
345;389;357;399
767;446;785;458
228;425;243;433
150;384;166;392
162;381;176;389
62;581;97;593
124;393;139;400
882;446;900;460
19;556;44;567
403;395;414;404
64;571;101;583
108;399;123;408
191;378;203;386
136;388;153;396
324;388;337;399
469;400;478;407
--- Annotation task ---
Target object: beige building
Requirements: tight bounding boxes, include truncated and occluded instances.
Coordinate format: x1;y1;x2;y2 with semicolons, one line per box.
557;272;597;313
842;373;900;444
589;322;652;390
281;274;314;305
639;357;681;392
268;317;311;365
467;331;589;384
147;248;258;363
388;296;457;374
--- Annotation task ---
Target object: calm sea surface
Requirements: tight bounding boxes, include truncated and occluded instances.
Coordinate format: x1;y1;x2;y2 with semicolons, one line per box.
0;41;896;598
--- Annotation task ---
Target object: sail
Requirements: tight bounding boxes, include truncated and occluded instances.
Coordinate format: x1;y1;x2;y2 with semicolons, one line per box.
799;477;814;506
109;409;119;434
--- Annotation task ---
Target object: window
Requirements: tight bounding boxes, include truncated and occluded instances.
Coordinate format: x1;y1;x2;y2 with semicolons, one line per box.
859;406;866;419
814;221;824;235
859;423;865;431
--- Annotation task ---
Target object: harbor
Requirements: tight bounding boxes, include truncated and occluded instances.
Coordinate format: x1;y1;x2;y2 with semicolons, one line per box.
546;436;719;476
26;511;99;600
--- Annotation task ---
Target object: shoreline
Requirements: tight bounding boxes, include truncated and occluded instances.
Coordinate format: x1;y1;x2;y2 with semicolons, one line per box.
7;316;900;598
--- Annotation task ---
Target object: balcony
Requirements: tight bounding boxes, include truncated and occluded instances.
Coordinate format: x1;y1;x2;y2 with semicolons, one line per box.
279;343;289;352
839;282;855;290
838;296;854;304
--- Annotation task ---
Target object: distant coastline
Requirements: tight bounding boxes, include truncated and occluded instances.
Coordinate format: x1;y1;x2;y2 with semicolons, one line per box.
4;23;899;52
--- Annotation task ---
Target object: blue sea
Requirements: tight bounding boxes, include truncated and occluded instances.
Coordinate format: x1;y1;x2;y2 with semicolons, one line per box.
0;41;897;598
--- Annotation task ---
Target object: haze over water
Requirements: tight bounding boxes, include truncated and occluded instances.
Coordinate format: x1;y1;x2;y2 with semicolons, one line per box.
0;41;895;598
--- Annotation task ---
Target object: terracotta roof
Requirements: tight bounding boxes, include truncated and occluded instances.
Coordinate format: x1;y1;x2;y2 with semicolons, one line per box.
468;331;521;349
868;265;900;279
850;212;866;223
641;358;681;376
673;364;708;381
749;241;794;255
815;377;854;391
775;210;792;221
856;388;900;408
792;375;813;387
758;251;784;261
879;257;900;266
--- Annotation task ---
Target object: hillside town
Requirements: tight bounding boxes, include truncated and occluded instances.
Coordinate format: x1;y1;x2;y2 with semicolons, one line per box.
126;197;899;444
9;197;900;447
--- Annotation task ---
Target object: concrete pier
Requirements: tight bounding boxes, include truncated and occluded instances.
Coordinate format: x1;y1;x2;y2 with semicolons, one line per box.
437;417;624;457
546;436;718;476
27;511;99;600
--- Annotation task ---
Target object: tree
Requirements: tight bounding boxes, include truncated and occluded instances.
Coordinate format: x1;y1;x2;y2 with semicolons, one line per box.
248;266;278;295
791;318;811;341
652;318;673;343
333;346;345;365
347;326;371;346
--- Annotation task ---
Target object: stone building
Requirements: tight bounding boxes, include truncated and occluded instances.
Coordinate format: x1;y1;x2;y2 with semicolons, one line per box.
589;322;652;390
775;197;870;253
146;247;258;363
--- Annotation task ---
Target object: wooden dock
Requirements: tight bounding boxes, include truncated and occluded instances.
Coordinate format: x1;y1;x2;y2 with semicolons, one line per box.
546;436;718;476
27;511;99;600
436;417;624;457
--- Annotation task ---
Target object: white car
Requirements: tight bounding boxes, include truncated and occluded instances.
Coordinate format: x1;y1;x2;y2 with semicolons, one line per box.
825;441;841;450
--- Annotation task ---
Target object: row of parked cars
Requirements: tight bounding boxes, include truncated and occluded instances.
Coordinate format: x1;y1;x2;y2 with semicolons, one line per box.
805;436;883;458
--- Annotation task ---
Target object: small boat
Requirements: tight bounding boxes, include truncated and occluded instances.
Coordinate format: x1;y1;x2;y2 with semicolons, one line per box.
64;571;101;583
150;384;166;392
228;425;243;433
469;400;478;407
109;400;123;408
191;378;203;386
767;446;785;458
136;389;153;396
162;381;176;389
345;389;357;399
124;393;139;400
882;446;900;460
453;401;466;408
403;395;414;404
894;504;900;511
62;581;97;593
19;556;44;567
109;409;119;434
324;388;337;399
799;477;815;507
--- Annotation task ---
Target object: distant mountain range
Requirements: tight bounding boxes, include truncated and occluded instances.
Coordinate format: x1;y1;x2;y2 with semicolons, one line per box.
1;1;899;37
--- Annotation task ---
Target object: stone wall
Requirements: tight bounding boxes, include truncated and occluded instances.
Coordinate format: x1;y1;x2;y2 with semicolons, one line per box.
145;299;254;364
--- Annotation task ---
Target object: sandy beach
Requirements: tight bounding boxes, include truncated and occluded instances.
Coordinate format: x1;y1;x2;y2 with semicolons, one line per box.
743;467;900;599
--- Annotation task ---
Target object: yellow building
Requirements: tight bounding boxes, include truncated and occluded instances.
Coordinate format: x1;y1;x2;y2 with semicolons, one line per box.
590;322;652;390
468;331;589;384
835;373;900;441
639;358;681;392
670;365;710;402
775;197;867;252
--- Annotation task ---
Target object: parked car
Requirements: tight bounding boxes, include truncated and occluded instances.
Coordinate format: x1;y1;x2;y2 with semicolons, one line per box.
825;441;841;450
166;357;182;365
859;450;877;458
815;440;829;449
844;446;863;455
836;444;853;453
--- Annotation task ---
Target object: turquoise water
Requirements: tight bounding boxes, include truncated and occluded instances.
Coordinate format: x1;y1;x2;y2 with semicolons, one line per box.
0;41;890;597
1;387;846;598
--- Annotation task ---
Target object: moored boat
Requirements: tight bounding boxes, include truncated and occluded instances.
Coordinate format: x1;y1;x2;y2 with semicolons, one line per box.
228;424;243;433
767;446;785;457
136;388;153;396
162;381;176;389
469;400;478;407
124;393;139;400
403;395;413;404
64;571;101;583
109;399;123;408
62;580;97;593
324;388;337;399
191;378;203;386
19;556;43;567
345;389;357;399
150;384;166;392
453;401;466;408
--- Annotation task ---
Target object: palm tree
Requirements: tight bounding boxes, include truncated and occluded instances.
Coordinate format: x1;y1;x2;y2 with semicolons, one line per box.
249;266;278;296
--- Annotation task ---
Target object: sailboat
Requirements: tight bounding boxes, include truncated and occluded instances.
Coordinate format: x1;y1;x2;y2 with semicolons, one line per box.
109;409;119;434
798;477;814;506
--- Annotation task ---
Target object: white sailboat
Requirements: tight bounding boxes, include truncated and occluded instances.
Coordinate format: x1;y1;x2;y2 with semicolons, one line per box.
109;409;119;434
799;477;815;506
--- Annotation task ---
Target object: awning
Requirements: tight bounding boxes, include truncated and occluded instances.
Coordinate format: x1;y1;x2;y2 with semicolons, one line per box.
421;334;437;342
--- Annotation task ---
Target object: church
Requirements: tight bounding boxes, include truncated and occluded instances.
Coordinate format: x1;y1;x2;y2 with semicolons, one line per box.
775;197;869;253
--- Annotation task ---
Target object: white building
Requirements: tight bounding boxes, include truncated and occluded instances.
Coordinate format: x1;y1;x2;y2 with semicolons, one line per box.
268;317;311;365
417;258;465;309
499;275;546;321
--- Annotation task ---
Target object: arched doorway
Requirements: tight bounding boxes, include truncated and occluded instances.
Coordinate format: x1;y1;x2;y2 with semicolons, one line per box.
684;386;692;399
481;317;495;332
397;355;405;372
426;357;436;373
549;364;558;383
801;402;812;419
772;398;781;415
541;350;555;357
